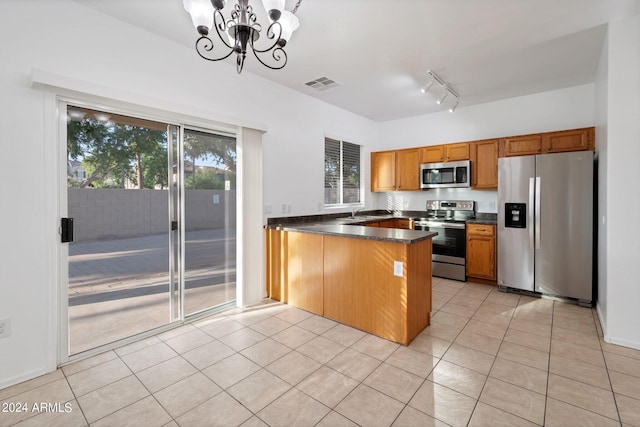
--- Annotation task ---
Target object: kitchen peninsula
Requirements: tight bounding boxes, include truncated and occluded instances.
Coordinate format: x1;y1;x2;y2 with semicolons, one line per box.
265;216;437;345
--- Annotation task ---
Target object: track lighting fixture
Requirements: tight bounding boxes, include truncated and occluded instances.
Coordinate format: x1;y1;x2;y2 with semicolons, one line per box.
422;69;460;113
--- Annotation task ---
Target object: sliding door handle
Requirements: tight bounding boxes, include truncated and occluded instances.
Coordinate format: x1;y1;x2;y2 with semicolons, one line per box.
61;218;74;243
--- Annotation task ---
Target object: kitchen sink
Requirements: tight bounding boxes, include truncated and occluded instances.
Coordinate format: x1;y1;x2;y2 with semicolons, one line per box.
334;215;386;223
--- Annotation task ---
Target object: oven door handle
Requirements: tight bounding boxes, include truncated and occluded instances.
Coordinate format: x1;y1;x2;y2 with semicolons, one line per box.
417;221;466;229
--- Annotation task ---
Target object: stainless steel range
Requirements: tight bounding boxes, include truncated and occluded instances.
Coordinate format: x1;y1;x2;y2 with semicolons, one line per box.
413;200;475;281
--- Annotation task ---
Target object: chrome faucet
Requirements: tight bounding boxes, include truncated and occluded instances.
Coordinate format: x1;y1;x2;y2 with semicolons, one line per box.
351;207;363;218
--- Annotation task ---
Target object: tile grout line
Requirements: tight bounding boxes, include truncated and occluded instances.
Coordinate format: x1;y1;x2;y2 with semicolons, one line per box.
595;305;624;425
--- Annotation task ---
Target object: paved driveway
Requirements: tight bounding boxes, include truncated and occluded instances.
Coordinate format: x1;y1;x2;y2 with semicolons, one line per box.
68;228;236;354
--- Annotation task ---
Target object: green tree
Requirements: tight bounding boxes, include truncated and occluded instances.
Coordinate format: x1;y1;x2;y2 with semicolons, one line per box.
67;116;167;189
184;131;236;190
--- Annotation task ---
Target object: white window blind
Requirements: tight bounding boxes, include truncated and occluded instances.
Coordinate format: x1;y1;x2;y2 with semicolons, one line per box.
324;138;361;206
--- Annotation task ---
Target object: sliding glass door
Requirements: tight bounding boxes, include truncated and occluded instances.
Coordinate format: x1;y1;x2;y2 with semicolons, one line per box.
182;129;237;316
64;105;236;356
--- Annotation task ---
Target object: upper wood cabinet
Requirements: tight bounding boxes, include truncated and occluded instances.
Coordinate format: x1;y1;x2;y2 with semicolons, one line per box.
371;151;396;192
499;134;542;157
445;142;470;161
371;149;420;192
499;127;595;157
420;143;470;164
470;139;498;190
396;149;421;190
420;146;444;163
543;127;595;153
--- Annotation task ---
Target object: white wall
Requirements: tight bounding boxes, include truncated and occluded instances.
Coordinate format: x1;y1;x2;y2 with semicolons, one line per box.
0;0;377;388
601;15;640;349
595;30;610;337
375;85;596;213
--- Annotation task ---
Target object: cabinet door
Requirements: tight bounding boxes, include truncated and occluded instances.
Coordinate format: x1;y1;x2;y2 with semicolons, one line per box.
287;232;324;315
420;146;444;163
445;143;470;161
466;234;496;280
542;128;594;153
471;140;498;189
396;149;420;190
266;228;285;301
371;151;396;192
466;224;496;280
499;135;542;157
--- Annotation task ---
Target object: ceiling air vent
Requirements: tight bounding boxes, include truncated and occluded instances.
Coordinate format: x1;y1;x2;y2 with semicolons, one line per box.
304;76;341;91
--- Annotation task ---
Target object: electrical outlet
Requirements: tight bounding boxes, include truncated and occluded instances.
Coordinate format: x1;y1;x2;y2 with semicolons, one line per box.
489;201;497;211
0;318;11;338
287;204;292;213
393;261;403;277
281;204;287;213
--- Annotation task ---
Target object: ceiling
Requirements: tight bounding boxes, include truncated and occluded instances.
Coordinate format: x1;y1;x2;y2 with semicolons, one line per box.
77;0;640;122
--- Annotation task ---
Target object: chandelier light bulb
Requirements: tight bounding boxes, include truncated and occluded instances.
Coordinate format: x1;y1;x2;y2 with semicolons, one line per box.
183;0;214;35
277;11;300;46
262;0;285;21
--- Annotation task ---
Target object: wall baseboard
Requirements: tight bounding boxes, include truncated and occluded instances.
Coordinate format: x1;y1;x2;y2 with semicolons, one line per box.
0;366;53;391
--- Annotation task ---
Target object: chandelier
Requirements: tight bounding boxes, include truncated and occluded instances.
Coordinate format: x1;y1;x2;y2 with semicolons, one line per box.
183;0;301;74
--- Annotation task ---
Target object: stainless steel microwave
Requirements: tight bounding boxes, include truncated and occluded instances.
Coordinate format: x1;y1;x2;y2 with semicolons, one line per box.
420;160;471;189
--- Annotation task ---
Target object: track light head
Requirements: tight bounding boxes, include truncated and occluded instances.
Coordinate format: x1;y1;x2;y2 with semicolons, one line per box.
436;91;448;105
420;81;434;94
448;100;458;113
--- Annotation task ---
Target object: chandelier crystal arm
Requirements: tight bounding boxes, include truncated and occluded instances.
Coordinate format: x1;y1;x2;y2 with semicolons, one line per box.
250;44;287;70
213;9;234;49
195;35;236;62
250;21;283;53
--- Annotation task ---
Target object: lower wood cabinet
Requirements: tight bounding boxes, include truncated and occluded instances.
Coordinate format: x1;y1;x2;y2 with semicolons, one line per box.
266;228;432;345
466;224;496;283
265;229;323;315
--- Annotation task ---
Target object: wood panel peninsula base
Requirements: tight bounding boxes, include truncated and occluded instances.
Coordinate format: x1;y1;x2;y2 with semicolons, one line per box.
266;225;435;345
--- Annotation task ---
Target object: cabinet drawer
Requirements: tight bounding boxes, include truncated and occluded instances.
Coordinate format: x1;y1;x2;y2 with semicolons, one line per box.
467;224;495;236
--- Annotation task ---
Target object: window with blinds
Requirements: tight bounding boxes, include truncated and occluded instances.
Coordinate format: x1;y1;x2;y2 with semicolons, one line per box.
324;138;362;206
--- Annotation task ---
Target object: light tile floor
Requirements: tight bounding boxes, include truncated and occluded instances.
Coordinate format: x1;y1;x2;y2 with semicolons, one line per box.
3;277;640;426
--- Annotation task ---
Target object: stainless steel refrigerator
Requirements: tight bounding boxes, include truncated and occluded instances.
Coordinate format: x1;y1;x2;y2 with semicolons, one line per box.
497;150;593;305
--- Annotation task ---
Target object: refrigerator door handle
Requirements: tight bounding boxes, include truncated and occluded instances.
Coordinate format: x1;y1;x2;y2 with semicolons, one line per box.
529;177;535;250
535;176;541;249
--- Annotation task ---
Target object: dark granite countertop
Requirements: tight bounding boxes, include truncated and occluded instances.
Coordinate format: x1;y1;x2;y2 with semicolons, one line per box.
466;218;498;225
266;217;437;243
467;212;497;225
